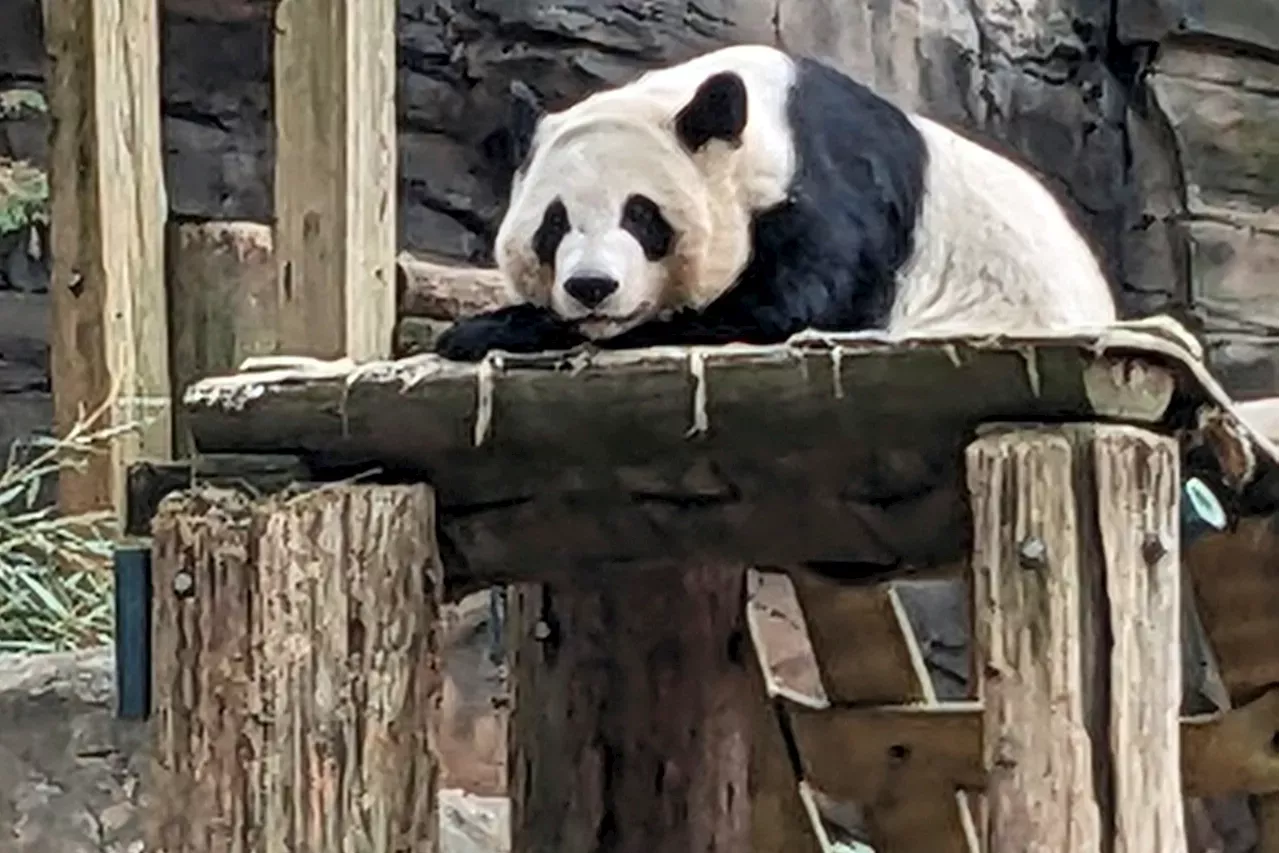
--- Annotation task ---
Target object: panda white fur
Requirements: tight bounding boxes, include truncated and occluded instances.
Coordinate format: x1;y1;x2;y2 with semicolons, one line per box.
436;44;1117;361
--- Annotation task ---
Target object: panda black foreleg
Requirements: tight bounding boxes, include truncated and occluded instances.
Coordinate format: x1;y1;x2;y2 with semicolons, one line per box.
434;304;587;362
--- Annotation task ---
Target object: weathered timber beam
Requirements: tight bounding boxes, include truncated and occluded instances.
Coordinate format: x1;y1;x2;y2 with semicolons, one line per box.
784;570;981;852
274;0;396;361
779;696;1276;809
745;570;830;852
397;252;511;320
1182;686;1280;797
177;332;1274;584
45;0;171;515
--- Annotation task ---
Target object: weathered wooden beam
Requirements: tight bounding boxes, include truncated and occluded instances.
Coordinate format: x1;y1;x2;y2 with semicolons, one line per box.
273;0;396;361
44;0;171;515
125;453;309;537
507;566;753;853
396;252;510;320
147;485;441;851
787;571;980;851
745;570;828;852
967;424;1187;852
1182;687;1279;798
180;333;1249;584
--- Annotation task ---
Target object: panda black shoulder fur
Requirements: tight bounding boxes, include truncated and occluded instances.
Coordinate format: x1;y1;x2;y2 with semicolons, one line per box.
436;44;1116;362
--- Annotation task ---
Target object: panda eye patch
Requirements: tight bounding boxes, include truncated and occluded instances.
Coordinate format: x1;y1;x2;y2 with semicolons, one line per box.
533;199;570;266
620;194;675;261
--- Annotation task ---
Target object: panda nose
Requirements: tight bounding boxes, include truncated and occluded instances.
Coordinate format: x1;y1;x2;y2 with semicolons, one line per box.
564;275;619;309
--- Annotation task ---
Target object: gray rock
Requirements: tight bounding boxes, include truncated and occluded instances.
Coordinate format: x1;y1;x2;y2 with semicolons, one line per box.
1149;68;1279;221
1117;0;1279;52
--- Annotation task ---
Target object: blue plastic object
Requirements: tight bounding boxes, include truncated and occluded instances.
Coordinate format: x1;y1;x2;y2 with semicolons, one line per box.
1181;477;1227;546
113;546;152;720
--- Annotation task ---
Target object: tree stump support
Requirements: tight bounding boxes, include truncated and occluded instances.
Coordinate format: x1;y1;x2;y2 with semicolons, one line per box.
507;565;755;853
967;424;1186;852
146;484;442;851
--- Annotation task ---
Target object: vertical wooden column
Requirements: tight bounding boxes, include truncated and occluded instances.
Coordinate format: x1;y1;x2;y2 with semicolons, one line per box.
508;565;753;853
166;222;278;455
966;424;1185;853
148;484;441;851
273;0;397;361
43;0;171;514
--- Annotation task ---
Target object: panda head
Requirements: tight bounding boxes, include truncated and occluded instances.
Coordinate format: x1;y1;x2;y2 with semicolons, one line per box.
493;71;757;340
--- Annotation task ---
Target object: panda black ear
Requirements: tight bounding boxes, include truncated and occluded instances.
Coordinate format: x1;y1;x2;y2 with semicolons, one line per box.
674;71;748;153
507;80;545;168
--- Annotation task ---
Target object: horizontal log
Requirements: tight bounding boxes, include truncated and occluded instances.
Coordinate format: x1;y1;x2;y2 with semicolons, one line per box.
782;694;1277;803
180;326;1274;584
396;252;510;320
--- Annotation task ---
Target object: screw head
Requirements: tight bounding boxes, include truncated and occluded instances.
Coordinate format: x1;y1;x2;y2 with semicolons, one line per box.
1018;537;1047;570
172;571;195;598
1141;534;1166;565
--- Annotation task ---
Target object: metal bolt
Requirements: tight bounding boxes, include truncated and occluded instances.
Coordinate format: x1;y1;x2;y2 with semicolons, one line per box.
1018;537;1047;570
1141;534;1166;566
172;571;195;598
533;620;551;641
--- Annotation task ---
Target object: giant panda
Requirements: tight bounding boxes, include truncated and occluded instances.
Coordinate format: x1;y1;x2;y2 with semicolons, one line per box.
435;44;1117;362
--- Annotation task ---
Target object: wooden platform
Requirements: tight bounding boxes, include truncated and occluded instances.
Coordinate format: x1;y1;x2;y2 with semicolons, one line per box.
154;321;1277;852
179;323;1276;585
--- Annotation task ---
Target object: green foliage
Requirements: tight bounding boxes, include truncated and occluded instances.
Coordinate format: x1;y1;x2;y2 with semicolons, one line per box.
0;156;49;235
0;400;132;653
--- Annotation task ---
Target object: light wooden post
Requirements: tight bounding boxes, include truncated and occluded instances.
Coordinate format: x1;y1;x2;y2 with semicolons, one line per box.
148;485;441;852
273;0;397;361
44;0;171;514
166;221;279;455
507;566;754;853
966;424;1186;853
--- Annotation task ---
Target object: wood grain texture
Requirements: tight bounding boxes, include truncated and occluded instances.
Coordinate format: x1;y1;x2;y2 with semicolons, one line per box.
787;570;980;852
967;426;1105;852
745;570;826;853
274;0;396;361
148;488;261;852
180;333;1253;585
167;221;279;455
967;425;1188;853
1093;426;1186;853
396;253;511;320
147;485;441;852
507;566;752;853
44;0;171;514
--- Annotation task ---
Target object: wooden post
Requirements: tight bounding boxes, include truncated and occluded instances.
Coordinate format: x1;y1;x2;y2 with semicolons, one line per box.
507;566;753;853
148;485;441;851
43;0;171;514
966;424;1186;852
166;221;278;455
273;0;397;361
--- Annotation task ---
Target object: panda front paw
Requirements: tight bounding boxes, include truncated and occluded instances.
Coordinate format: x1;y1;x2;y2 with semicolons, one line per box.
434;305;585;362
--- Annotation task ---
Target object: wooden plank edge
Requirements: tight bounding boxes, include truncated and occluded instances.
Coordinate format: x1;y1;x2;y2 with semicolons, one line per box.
781;696;1279;802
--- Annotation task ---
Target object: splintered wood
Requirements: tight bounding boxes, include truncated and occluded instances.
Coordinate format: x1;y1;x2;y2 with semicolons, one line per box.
147;485;441;852
966;425;1186;853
